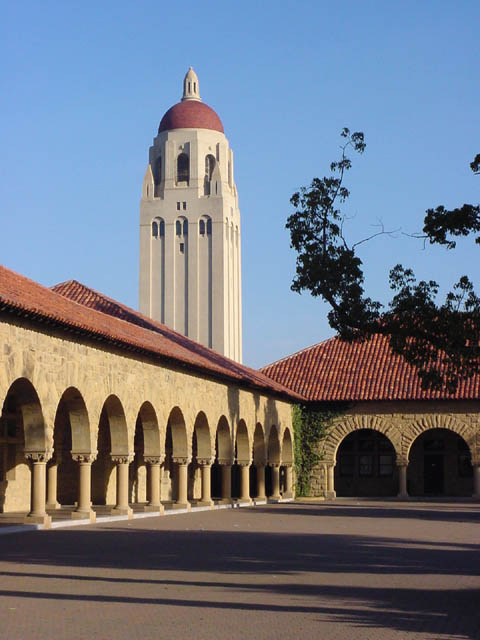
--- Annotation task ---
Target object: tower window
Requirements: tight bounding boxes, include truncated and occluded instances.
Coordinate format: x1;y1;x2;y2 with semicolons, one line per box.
177;153;189;184
199;219;205;235
176;220;182;236
183;202;187;210
179;242;185;253
206;218;212;235
152;221;158;238
177;202;181;210
159;220;165;237
183;219;188;235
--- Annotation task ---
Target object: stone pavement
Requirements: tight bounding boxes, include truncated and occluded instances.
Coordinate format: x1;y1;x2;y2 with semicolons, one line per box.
0;499;479;640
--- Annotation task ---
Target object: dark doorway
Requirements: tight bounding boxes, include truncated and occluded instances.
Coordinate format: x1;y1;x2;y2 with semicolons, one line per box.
424;455;444;494
334;429;397;497
408;428;473;497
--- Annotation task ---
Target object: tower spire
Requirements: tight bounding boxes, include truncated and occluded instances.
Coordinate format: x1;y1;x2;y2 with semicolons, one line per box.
182;67;201;102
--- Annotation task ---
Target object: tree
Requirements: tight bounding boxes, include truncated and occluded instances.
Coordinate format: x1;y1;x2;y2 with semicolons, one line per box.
286;129;480;392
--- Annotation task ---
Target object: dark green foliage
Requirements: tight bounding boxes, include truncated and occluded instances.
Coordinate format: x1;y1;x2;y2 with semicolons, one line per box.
287;130;480;392
292;404;346;496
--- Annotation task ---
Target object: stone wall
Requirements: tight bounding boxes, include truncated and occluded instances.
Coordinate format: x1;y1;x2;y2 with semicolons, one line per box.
0;312;294;511
308;401;480;497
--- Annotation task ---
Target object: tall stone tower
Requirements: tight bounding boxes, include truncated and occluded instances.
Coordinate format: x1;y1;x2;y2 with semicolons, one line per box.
139;68;242;362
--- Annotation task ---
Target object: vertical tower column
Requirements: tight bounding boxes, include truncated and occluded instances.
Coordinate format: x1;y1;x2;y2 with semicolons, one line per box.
269;463;281;501
197;458;213;507
24;451;52;528
111;455;133;518
46;453;62;510
173;457;191;509
397;461;409;499
255;462;266;501
144;456;164;513
72;453;97;522
238;461;251;503
219;459;232;503
326;463;336;499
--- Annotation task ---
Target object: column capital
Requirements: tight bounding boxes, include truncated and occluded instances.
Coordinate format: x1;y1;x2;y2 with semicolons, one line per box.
172;456;191;465
236;459;251;467
72;452;97;464
254;459;266;468
268;461;280;468
218;458;233;466
144;455;164;466
197;457;213;466
396;456;409;467
25;450;53;463
111;454;134;464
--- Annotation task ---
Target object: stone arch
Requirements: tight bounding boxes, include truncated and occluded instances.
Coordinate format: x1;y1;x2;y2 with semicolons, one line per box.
216;415;232;463
99;395;129;456
136;401;161;458
404;414;476;463
324;415;403;465
3;378;47;453
235;420;250;463
56;387;91;454
52;387;91;507
253;422;266;464
166;406;189;459
192;411;211;460
281;427;294;466
267;424;281;464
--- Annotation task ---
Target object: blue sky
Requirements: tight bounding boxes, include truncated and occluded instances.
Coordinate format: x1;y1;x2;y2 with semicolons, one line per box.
1;1;479;368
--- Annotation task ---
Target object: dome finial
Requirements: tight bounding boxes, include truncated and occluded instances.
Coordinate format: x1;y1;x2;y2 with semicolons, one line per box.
182;67;201;102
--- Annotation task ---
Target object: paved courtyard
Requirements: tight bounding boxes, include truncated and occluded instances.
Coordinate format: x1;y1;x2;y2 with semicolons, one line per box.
0;500;479;640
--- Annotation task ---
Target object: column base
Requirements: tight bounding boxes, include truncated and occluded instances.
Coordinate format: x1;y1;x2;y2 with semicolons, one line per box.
325;491;336;500
72;510;96;523
174;502;191;511
267;495;282;503
282;491;294;499
111;506;133;518
195;500;214;508
215;498;234;505
237;497;252;504
46;501;61;510
25;513;52;528
396;493;409;500
255;494;267;502
144;503;165;514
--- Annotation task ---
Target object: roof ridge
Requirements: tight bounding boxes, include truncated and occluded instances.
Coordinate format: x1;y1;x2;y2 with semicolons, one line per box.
0;264;303;401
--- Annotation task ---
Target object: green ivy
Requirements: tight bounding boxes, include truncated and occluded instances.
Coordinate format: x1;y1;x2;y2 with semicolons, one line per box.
292;403;347;496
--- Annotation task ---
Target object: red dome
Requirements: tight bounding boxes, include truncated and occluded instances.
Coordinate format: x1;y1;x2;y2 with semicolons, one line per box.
158;100;224;134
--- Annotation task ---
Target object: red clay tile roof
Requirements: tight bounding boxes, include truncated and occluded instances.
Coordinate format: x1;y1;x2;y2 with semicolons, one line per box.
158;100;224;134
0;264;301;401
260;334;480;402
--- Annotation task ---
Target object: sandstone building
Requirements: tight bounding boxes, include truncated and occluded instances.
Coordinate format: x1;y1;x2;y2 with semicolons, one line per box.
0;266;297;528
261;335;480;499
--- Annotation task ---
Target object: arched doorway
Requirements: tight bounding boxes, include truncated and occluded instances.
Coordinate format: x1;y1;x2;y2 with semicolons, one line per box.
266;425;281;499
212;416;232;501
408;428;473;496
190;411;211;503
0;378;47;513
53;387;90;508
251;422;266;499
162;407;189;506
335;429;397;497
92;395;129;506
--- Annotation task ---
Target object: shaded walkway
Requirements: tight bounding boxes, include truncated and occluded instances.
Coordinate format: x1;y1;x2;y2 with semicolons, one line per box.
0;500;479;639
